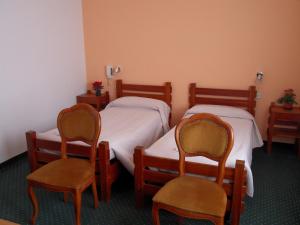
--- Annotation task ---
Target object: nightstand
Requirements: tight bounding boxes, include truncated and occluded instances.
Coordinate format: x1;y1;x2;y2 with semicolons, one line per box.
267;102;300;157
76;91;109;111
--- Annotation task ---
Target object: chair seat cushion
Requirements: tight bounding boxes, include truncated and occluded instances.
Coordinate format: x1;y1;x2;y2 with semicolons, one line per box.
27;158;94;189
153;176;227;217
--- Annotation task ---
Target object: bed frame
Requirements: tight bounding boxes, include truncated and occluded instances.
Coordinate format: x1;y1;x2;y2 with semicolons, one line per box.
26;79;172;203
134;83;256;225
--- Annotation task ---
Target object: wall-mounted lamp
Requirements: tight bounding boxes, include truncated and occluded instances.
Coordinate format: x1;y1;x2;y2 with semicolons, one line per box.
106;65;121;79
255;71;264;100
256;72;264;81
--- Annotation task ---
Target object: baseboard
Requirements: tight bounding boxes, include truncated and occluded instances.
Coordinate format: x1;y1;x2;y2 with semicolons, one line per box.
0;152;27;169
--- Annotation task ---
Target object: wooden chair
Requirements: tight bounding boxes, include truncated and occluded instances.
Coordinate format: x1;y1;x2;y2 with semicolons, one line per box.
27;103;100;225
152;113;234;225
0;219;20;225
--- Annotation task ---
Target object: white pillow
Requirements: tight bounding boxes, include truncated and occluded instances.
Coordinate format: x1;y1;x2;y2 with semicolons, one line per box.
185;104;254;121
106;96;168;110
105;96;170;133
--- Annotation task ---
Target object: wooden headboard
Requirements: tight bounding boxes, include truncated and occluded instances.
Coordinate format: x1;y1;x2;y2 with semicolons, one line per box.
116;80;172;107
189;83;257;116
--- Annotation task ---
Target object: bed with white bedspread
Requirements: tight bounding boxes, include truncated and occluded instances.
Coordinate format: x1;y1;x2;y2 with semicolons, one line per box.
133;83;260;225
145;104;263;197
26;79;172;202
37;97;170;173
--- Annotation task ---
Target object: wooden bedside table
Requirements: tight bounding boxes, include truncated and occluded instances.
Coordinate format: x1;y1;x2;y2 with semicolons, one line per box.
76;91;109;111
267;102;300;157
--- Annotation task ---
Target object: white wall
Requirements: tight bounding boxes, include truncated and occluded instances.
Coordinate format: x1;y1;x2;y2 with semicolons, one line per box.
0;0;86;163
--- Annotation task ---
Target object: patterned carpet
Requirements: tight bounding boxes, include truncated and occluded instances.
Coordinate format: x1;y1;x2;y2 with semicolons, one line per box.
0;143;299;225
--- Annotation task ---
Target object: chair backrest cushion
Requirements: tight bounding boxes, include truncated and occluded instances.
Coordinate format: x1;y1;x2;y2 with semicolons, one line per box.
179;119;228;158
175;113;234;183
58;104;100;144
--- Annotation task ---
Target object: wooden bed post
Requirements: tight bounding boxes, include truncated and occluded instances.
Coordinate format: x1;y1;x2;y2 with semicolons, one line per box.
248;86;256;116
26;131;38;172
189;83;196;108
165;82;172;107
165;82;172;125
231;160;245;225
104;91;110;103
134;146;145;208
99;141;111;202
116;80;122;98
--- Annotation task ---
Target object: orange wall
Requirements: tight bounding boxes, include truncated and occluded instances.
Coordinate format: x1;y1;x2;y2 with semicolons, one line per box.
82;0;300;138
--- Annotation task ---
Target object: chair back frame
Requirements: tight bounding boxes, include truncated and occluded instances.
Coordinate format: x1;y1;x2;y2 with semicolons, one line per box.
57;103;101;168
175;113;234;185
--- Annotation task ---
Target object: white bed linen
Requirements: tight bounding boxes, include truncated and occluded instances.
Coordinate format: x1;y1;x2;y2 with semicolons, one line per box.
105;96;170;133
37;97;171;174
144;105;263;197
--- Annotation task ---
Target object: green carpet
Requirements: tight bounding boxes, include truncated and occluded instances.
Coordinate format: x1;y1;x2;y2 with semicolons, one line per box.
0;144;299;225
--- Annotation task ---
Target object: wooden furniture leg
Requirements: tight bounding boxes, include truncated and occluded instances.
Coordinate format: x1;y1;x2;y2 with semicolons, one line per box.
99;141;111;202
152;203;160;225
134;147;144;208
28;184;38;225
92;179;99;208
26;131;38;172
216;218;224;225
74;190;82;225
231;160;245;225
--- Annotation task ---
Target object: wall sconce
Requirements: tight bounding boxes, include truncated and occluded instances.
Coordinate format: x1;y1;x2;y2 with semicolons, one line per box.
255;71;264;99
256;72;264;81
106;65;121;79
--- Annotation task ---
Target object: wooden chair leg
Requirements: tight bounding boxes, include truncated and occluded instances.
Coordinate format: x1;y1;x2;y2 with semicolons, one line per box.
92;178;99;208
100;181;111;202
28;184;38;225
214;217;224;225
152;202;160;225
216;220;224;225
74;190;82;225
